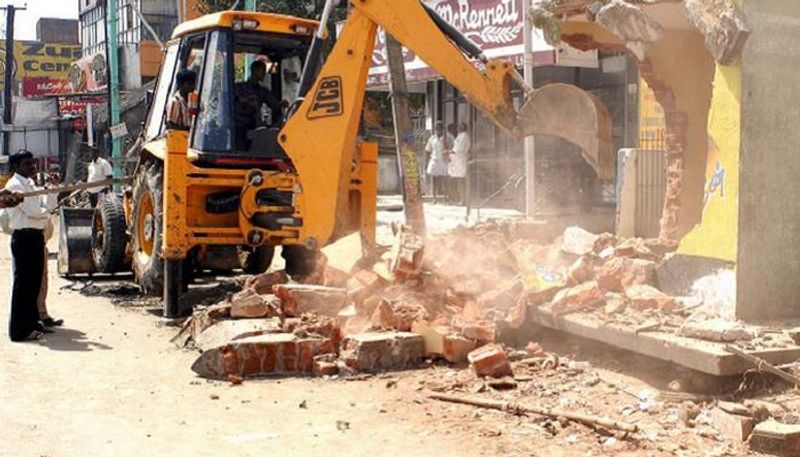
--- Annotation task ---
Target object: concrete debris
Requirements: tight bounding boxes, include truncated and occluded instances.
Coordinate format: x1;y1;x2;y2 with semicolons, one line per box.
230;292;283;319
678;318;755;342
566;256;595;286
561;226;599;256
594;0;663;60
468;344;513;378
596;257;655;292
274;284;348;317
749;420;800;456
195;318;282;352
550;281;604;316
684;0;750;65
339;332;424;372
624;284;676;311
243;270;289;295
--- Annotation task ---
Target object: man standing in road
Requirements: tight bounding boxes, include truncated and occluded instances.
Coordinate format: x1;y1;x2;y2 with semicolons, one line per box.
425;122;452;203
4;151;57;342
447;122;470;205
86;147;113;207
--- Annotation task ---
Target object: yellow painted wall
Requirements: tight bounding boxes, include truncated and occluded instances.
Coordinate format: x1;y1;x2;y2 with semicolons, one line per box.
678;63;741;262
638;77;667;151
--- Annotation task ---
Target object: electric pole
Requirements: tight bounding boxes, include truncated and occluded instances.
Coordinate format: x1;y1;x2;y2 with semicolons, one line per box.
1;3;25;155
386;34;426;235
105;0;121;178
523;0;536;217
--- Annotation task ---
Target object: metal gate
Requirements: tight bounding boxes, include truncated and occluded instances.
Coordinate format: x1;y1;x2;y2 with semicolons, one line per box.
635;150;667;238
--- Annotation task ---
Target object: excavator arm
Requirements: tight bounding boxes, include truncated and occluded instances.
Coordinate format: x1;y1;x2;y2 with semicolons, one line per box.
279;0;612;247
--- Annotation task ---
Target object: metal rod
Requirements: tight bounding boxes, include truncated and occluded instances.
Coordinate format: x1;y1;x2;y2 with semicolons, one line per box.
523;0;536;218
131;0;165;51
295;0;337;100
16;177;132;198
725;345;800;387
420;2;486;63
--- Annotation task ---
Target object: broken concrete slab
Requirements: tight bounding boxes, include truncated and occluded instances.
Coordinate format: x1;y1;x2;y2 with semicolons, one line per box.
243;270;289;295
749;420;800;456
340;332;424;372
710;406;754;442
468;343;513;378
678;319;756;342
274;284;348;317
230;293;283;319
320;232;365;286
595;0;663;60
195;318;283;352
684;0;750;65
191;333;336;379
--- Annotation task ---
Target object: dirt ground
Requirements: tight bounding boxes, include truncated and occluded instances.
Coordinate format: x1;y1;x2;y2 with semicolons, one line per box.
0;225;780;457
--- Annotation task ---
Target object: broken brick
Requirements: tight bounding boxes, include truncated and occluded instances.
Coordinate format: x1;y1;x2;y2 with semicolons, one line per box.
604;293;627;315
313;354;339;376
561;226;599;256
274;284;348;317
320;232;365;287
243;270;289;295
523;284;565;306
468;344;513;378
230;293;283;319
460;321;496;343
390;225;425;280
596;257;656;292
549;281;604;316
625;285;676;311
710;407;754;442
593;232;618;254
476;279;524;312
749;420;800;456
191;333;335;379
504;299;527;329
614;238;657;260
282;314;341;348
340;332;424;372
411;321;476;363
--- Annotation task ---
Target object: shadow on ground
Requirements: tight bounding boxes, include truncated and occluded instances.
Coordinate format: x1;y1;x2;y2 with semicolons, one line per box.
40;327;113;352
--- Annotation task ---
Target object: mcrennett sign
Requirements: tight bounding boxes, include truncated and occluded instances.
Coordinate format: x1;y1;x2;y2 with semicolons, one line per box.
368;0;555;86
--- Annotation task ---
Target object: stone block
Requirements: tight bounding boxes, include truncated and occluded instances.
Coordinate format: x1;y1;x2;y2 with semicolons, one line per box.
191;333;335;379
468;343;513;378
274;284;348;317
340;332;424;372
749;420;800;456
710;407;754;442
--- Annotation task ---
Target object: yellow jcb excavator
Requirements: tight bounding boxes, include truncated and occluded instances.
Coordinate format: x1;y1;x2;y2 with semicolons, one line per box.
61;0;612;317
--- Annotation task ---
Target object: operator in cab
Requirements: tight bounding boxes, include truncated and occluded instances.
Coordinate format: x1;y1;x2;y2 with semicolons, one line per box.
166;69;197;131
234;60;286;151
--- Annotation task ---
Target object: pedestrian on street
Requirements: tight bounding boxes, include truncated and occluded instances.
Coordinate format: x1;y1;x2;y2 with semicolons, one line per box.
4;151;58;342
447;122;470;205
87;147;113;207
425;121;452;203
38;220;63;329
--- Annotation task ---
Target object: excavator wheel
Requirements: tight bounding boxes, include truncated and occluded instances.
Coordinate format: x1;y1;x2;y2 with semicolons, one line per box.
239;246;276;274
91;193;129;273
282;245;319;278
131;162;165;296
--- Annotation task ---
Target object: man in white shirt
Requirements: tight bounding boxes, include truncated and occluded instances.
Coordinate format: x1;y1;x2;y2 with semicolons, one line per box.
425;122;452;203
87;147;113;207
447;122;470;205
4;151;57;341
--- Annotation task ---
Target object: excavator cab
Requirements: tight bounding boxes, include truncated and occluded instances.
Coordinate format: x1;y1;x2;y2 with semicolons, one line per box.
143;15;316;167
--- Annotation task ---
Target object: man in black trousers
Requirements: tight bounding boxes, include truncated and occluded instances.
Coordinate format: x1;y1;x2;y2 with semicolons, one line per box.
3;151;57;342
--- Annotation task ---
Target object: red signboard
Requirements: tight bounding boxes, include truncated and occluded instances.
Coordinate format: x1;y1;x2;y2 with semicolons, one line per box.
367;0;556;86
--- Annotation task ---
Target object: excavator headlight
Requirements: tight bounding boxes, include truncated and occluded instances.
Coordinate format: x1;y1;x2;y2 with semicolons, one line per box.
232;19;259;31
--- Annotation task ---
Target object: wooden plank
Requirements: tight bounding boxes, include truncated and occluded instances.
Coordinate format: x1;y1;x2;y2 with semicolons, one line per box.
528;307;800;376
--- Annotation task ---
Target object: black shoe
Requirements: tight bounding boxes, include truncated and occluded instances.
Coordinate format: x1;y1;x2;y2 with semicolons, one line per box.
35;323;55;334
42;318;64;327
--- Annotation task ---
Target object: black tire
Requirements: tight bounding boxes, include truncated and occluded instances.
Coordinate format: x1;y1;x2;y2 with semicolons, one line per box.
131;162;165;296
282;245;318;278
239;245;276;274
91;194;129;273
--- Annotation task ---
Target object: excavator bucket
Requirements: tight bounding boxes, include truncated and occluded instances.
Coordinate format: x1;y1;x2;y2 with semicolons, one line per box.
517;83;615;180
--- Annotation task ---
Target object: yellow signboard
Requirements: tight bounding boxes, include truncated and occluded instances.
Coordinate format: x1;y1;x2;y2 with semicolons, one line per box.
0;41;82;93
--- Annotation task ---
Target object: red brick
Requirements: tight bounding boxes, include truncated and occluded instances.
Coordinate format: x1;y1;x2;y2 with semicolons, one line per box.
596;257;656;292
313;360;339;377
549;281;604;316
230;293;283;319
194;317;282;351
443;335;477;364
244;270;289;295
625;284;676;311
468;344;513;378
411;321;476;363
191;333;333;379
274;284;348;317
390;225;425;280
340;332;424;372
